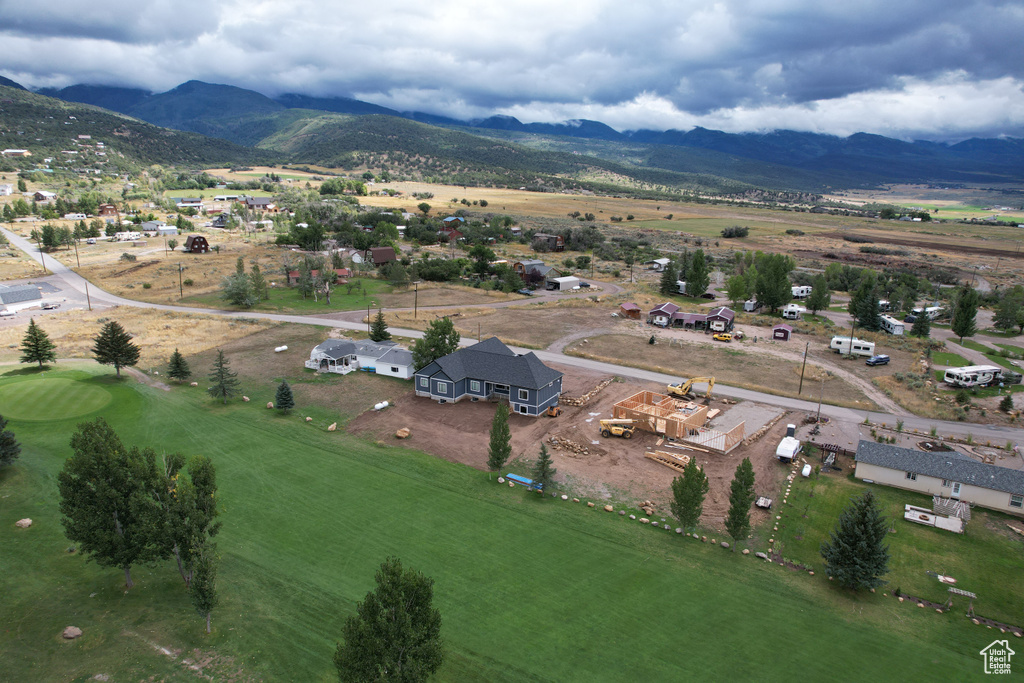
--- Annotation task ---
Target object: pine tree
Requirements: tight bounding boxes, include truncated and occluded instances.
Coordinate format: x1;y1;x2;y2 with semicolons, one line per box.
1000;394;1014;413
369;309;391;342
806;275;831;315
670;458;709;531
820;490;891;590
849;272;881;331
207;350;240;404
166;348;192;382
189;541;219;634
910;313;931;338
993;286;1024;332
249;262;268;303
951;285;980;344
724;458;756;546
20;318;57;368
275;380;295;413
0;414;21;467
659;259;679;296
486;402;512;476
531;443;556;493
687;249;710;297
92;320;140;377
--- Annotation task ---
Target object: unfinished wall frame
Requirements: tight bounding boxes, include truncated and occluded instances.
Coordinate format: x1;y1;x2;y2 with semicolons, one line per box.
612;390;744;454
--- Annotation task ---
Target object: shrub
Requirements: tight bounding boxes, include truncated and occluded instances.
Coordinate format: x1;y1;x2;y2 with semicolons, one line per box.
626;214;634;220
842;234;872;243
183;278;194;287
119;252;137;262
720;226;750;238
954;389;971;405
785;229;805;236
142;283;152;289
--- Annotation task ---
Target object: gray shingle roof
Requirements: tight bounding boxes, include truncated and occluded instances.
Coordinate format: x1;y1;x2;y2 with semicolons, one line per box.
311;339;399;361
420;337;562;389
377;348;413;367
855;440;1024;495
0;285;42;305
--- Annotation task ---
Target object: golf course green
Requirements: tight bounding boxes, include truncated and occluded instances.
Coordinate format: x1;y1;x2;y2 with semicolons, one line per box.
0;364;1008;681
0;375;112;421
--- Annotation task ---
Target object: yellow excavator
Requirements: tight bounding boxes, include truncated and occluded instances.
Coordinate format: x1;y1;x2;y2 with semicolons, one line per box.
666;377;715;400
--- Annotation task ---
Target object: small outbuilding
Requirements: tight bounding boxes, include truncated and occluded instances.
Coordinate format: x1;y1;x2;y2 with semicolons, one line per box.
619;302;642;319
184;235;210;253
772;324;793;341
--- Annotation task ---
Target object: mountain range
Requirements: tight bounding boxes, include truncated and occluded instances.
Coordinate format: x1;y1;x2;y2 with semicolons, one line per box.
9;76;1024;192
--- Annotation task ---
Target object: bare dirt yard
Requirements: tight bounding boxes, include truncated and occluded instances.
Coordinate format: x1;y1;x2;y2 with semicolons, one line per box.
347;362;794;530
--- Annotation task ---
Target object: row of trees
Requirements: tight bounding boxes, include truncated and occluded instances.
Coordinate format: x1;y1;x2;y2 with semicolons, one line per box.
20;318;140;376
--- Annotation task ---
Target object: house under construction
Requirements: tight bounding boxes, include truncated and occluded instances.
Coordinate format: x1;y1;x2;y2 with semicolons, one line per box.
612;390;745;455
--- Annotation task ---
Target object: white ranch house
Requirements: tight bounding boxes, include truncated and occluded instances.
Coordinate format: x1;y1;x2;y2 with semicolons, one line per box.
305;339;414;379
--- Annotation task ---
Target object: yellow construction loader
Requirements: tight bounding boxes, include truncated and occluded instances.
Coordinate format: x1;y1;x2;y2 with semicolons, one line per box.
599;419;636;439
666;377;715;400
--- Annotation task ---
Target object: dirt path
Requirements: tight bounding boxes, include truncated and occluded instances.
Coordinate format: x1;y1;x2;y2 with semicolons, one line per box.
125;366;171;391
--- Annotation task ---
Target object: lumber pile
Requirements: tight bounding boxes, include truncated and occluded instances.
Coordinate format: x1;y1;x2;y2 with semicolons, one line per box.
645;450;692;473
548;435;591;456
560;377;614;407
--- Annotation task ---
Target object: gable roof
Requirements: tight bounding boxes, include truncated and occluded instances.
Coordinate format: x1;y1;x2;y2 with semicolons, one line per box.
368;246;397;263
417;337;562;390
708;306;735;321
773;323;793;332
311;338;400;361
378;347;413;367
649;302;679;316
0;284;42;305
855;440;1024;495
620;302;641;311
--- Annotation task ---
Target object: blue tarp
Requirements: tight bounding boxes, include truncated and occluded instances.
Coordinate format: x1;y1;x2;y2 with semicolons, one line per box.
505;473;541;489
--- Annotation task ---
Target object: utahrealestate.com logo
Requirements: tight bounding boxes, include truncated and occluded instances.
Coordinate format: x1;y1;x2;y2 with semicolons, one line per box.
980;639;1015;675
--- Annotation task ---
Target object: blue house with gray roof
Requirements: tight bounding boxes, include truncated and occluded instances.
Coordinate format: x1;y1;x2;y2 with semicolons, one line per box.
414;337;563;416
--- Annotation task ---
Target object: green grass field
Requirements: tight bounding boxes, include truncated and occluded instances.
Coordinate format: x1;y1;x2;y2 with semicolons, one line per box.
0;363;1016;681
931;352;970;367
0;376;111;420
182;278;393;314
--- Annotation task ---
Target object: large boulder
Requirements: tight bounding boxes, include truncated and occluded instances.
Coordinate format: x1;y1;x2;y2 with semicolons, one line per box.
267;402;274;409
62;626;82;639
15;518;32;528
327;422;337;432
395;428;411;439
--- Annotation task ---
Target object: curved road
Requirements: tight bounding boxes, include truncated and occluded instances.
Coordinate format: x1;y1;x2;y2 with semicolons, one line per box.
4;226;1022;444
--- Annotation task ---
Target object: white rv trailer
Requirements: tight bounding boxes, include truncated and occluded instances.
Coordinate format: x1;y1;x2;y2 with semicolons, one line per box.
879;314;905;335
942;365;1003;388
829;336;875;357
791;285;812;299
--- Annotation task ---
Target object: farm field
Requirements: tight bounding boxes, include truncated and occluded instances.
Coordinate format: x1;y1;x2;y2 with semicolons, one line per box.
0;363;1009;681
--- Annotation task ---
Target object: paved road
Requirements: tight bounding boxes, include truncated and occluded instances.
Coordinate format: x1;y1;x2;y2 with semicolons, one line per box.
4;226;1022;445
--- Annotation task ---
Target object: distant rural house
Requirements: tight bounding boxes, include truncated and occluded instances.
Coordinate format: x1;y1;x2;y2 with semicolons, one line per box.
772;324;793;341
0;184;13;196
210;214;232;228
513;259;560;285
854;441;1024;516
2;149;31;157
646;258;671;272
184;235;210;253
648;302;679;327
619;302;642;320
0;284;42;311
176;197;204;211
306;339;414;379
706;307;735;332
414;337;563;416
532;233;564;252
364;247;397;266
33;190;56;202
241;196;278;213
141;220;169;235
441;216;465;228
98;203;119;217
438;225;464;241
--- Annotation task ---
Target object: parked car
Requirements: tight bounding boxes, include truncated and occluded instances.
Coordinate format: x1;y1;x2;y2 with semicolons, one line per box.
0;309;14;317
713;333;732;342
579;281;591;288
517;288;533;296
865;354;890;366
85;238;97;244
903;315;917;323
41;302;60;310
700;292;716;300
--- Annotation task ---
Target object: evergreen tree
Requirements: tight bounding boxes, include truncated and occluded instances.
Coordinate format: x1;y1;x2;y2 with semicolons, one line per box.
369;309;392;342
92;320;140;377
189;541;219;634
951;285;981;344
486;402;512;476
820;490;891;590
724;458;756;546
1000;394;1014;413
58;419;166;588
993;286;1023;332
0;413;21;467
334;557;443;683
670;458;709;531
686;250;710;297
167;348;192;382
249;262;268;303
910;313;931;338
411;317;460;371
275;380;295;413
659;259;679;296
235;255;245;275
20;318;57;368
531;443;556;493
806;275;831;315
207;350;240;404
848;272;881;331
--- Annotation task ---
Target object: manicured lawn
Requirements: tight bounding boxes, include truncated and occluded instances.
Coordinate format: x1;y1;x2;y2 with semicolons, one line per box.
996;344;1024;355
0;365;1013;681
182;278;393;314
932;351;970;367
959;339;996;354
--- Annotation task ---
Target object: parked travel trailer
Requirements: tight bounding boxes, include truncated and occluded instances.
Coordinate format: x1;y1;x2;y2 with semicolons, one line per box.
743;299;761;312
878;299;891;312
879;314;905;335
776;424;802;462
782;303;806;320
114;231;142;242
829;336;875;357
912;306;944;320
791;285;812;299
676;280;687;295
943;365;1006;388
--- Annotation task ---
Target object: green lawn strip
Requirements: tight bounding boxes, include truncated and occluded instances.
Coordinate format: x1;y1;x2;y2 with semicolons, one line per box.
181;278;392;314
774;471;1024;626
996;344;1024;355
959;339;997;354
931;352;970;367
0;369;1003;681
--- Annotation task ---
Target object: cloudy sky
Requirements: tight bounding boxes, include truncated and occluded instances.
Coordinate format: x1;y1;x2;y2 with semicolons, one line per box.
2;0;1023;140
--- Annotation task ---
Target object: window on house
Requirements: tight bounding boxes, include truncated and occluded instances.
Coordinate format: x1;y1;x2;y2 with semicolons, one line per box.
905;472;917;481
391;367;398;373
470;380;481;393
436;381;448;393
1011;495;1023;509
518;389;529;401
942;479;951;487
418;377;428;388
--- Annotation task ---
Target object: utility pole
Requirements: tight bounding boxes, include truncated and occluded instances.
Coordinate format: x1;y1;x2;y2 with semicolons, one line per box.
72;237;80;268
178;263;184;298
798;341;809;394
413;280;420;319
84;281;92;311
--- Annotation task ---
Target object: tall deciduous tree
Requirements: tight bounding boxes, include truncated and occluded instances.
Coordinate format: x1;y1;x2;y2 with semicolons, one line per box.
670;458;709;531
724;274;748;308
486;402;511;476
222;272;257;308
58;419;165;588
92;320;140;378
951;285;981;344
189;541;219;634
20;318;57;368
754;253;793;312
531;443;556;493
275;380;295;413
0;414;21;467
848;272;881;331
207;350;240;404
167;348;192;383
411;317;460;371
334;557;443;682
686;250;710;298
369;309;392;342
806;275;831;315
157;453;221;588
724;458;756;546
993;286;1023;333
820;490;891;590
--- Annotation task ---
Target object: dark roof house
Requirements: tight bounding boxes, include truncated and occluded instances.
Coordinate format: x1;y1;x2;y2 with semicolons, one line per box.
184;235;210;253
365;247;397;265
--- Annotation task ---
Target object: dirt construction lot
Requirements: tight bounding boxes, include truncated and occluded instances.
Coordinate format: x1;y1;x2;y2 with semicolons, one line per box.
348;363;793;530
